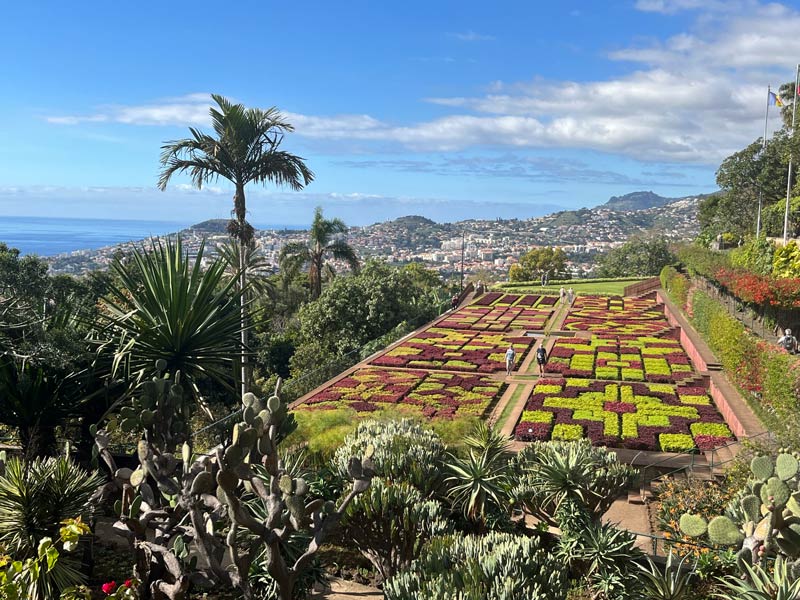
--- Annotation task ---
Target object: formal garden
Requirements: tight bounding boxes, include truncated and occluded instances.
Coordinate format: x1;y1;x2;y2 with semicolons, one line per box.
3;94;800;600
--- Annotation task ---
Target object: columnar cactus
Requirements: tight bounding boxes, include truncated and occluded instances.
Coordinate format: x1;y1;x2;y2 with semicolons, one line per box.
95;375;372;600
680;450;800;578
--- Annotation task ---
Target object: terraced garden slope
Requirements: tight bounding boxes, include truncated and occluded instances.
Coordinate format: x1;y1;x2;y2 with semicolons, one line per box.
294;291;737;453
514;295;734;452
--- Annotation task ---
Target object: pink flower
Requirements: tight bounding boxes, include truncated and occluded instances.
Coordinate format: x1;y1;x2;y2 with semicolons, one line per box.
124;580;133;588
102;581;117;594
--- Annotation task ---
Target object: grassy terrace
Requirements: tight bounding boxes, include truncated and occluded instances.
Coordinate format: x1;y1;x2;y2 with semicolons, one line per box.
496;277;644;296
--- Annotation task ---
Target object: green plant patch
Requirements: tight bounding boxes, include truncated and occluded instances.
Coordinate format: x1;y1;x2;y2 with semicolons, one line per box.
552;423;584;441
689;422;733;438
659;433;696;453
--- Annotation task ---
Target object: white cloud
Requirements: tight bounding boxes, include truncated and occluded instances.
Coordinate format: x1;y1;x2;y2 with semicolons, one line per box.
43;2;800;165
449;30;495;42
633;0;739;14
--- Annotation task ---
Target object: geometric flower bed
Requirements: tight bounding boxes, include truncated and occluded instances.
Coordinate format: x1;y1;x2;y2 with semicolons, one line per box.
562;294;674;335
546;335;694;382
371;328;533;373
438;303;554;332
513;378;733;451
297;366;504;419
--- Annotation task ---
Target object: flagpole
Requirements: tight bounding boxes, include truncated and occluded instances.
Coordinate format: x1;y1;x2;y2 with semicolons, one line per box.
758;85;771;237
784;64;800;243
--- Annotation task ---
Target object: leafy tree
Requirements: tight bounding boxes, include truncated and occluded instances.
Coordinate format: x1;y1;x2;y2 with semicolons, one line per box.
730;236;775;275
291;261;443;362
158;94;314;394
509;247;567;282
596;237;675;278
100;236;243;400
279;206;359;300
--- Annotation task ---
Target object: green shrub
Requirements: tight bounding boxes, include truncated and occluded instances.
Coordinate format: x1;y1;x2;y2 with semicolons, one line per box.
660;265;690;309
332;418;446;495
0;455;103;599
340;478;450;581
284;408;359;459
659;433;696;453
383;532;569;599
509;440;636;527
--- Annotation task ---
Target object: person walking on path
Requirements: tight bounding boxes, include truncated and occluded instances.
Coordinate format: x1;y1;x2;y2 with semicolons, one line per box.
778;328;798;353
559;286;566;304
505;344;516;376
567;287;574;304
535;343;548;375
451;294;459;311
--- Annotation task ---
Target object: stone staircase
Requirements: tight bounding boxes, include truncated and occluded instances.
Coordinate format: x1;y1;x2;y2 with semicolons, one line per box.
628;441;741;505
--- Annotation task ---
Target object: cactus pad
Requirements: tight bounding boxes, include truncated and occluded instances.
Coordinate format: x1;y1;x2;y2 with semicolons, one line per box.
279;475;294;496
242;392;258;408
129;468;145;487
751;456;775;482
267;395;281;413
679;514;708;537
216;469;238;492
707;516;745;546
761;477;791;508
741;495;761;524
777;454;800;481
191;471;215;495
754;516;771;541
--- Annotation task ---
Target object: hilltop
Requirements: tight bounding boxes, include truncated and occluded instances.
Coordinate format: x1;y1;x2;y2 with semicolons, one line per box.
46;190;703;275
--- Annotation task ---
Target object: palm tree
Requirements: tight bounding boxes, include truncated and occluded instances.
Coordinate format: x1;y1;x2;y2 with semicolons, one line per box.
158;94;313;395
279;206;359;299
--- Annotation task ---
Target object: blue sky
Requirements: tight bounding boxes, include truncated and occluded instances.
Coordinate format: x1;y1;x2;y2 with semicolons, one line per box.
1;0;799;227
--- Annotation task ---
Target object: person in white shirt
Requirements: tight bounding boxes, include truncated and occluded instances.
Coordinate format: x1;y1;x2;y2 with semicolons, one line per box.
505;345;516;376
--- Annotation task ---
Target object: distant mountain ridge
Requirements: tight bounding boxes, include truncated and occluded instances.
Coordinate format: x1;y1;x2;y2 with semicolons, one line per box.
602;191;675;211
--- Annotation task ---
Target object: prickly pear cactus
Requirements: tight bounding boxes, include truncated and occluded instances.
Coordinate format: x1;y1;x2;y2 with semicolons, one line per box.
94;377;372;600
105;361;191;450
679;450;800;578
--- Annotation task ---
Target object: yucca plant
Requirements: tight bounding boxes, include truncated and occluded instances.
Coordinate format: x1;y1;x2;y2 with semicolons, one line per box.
0;455;103;599
101;236;244;397
715;557;800;600
637;553;696;599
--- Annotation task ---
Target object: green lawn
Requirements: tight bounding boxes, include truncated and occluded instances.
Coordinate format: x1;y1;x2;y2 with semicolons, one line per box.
496;279;645;296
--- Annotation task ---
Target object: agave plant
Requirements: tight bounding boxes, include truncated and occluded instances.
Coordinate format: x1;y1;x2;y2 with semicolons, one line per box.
510;440;636;527
444;424;512;531
715;557;800;600
0;455;103;599
637;553;696;600
101;236;244;396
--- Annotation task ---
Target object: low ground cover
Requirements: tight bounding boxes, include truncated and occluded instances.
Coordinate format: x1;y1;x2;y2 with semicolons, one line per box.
371;327;533;372
546;334;693;382
514;377;732;451
497;278;644;296
438;304;554;331
562;294;674;336
297;366;504;418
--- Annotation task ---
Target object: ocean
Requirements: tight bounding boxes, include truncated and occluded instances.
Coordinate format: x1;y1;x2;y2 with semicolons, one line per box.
0;216;187;257
0;216;305;257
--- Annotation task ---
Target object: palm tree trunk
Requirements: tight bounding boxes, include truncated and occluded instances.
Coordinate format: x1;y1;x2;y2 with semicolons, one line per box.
234;183;249;397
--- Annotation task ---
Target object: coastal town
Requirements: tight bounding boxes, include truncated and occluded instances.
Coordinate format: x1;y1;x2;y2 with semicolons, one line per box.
47;192;701;279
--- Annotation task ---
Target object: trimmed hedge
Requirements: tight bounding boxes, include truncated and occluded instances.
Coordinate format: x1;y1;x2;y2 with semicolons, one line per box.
690;289;800;445
499;277;644;289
